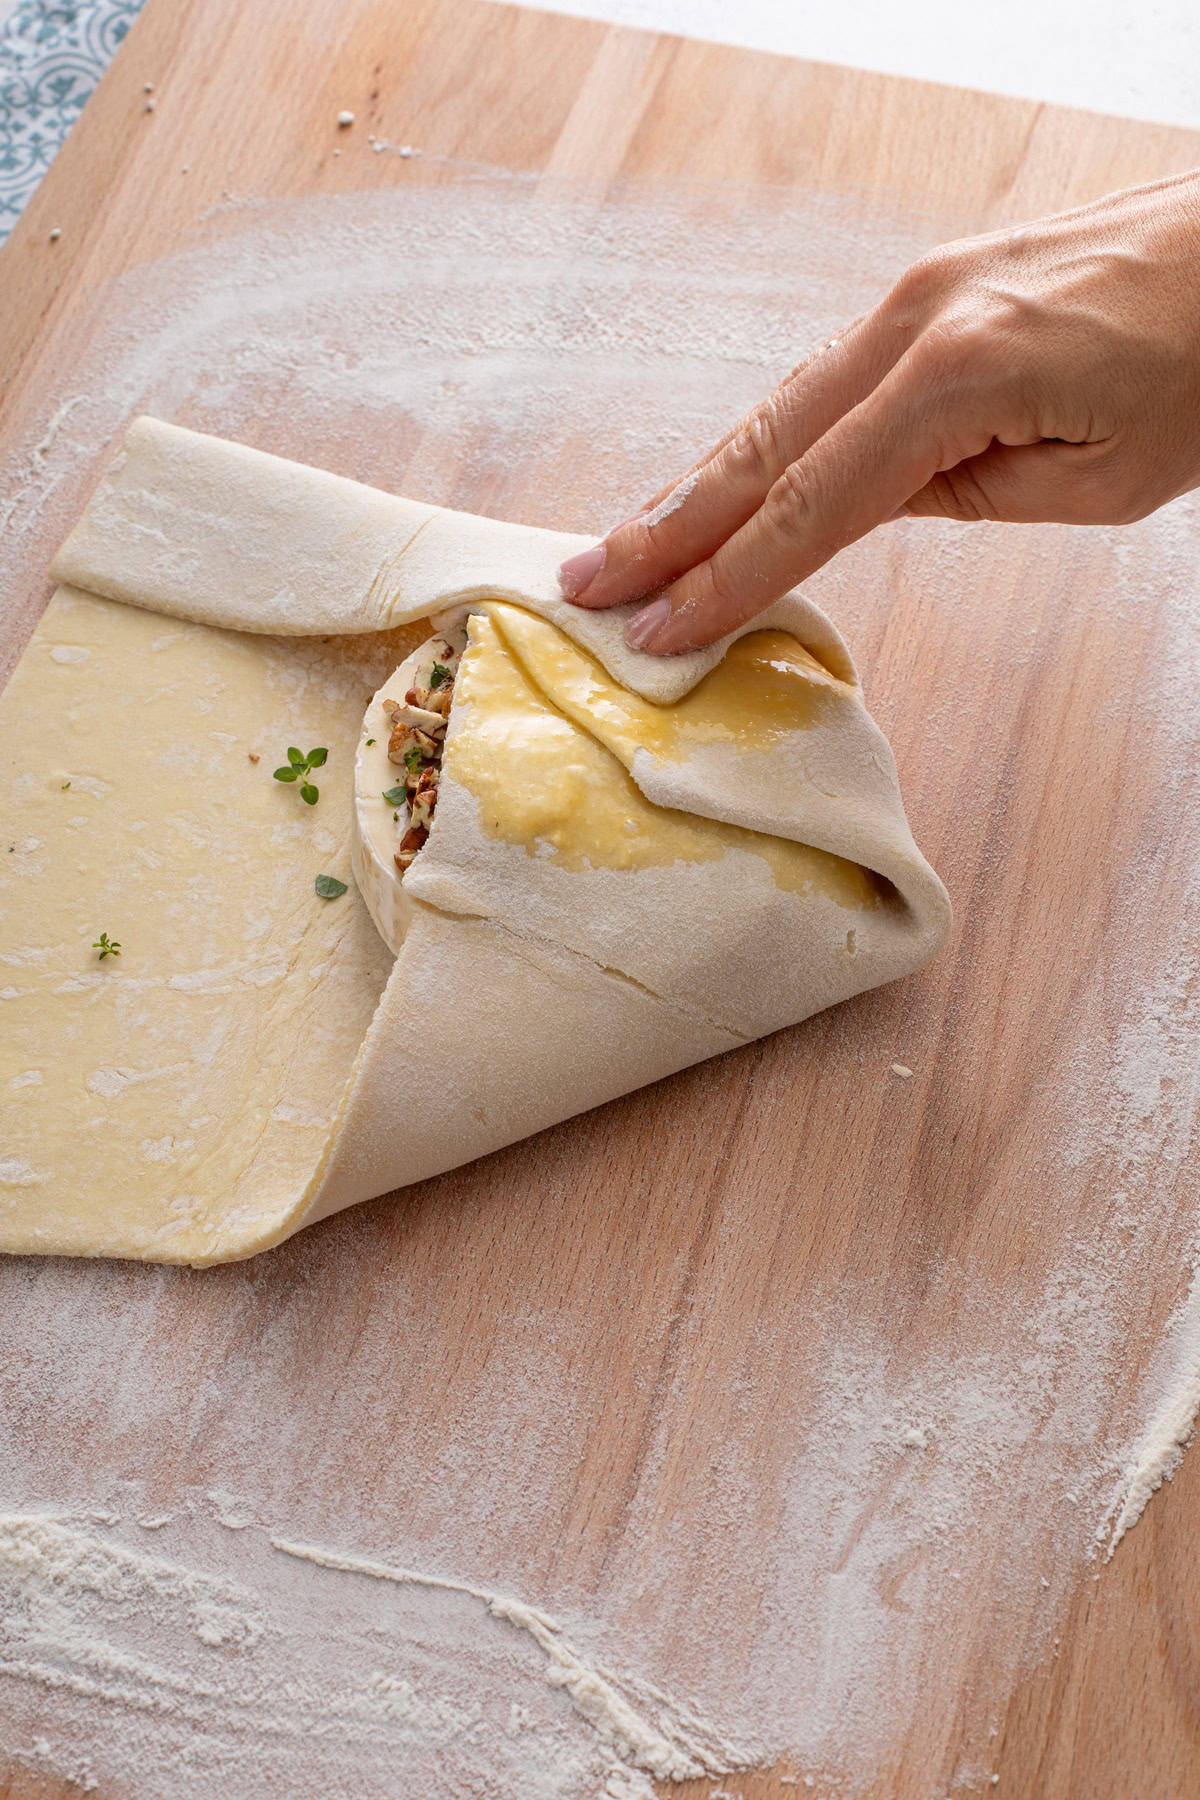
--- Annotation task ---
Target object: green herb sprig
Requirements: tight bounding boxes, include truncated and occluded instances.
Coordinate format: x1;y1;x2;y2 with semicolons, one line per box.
315;874;348;900
93;932;121;961
382;784;408;805
273;745;328;805
429;662;451;690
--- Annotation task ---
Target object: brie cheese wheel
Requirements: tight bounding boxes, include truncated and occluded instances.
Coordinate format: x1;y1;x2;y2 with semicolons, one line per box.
352;625;466;954
353;654;422;956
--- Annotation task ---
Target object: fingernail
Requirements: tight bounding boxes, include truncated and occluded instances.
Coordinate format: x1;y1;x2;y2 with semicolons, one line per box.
625;596;671;650
557;543;605;599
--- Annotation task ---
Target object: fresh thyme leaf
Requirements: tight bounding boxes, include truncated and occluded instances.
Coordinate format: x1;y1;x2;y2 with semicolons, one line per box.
429;662;450;689
93;932;121;961
315;874;348;899
275;745;328;803
403;746;423;774
382;785;407;805
61;780;71;790
365;737;375;747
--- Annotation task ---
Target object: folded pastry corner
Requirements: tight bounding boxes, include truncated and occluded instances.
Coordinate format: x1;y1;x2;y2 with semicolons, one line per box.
1;420;950;1263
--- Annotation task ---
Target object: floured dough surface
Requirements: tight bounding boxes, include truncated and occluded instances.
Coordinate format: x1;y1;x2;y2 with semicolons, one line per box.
0;590;395;1261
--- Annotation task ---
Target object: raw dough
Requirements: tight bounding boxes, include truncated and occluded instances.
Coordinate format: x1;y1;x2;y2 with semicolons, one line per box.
0;419;950;1264
0;591;398;1260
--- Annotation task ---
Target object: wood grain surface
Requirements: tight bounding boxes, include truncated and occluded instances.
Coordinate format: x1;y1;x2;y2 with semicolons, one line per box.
2;3;1200;1797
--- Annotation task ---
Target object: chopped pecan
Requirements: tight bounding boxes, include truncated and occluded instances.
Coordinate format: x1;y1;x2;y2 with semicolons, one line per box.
394;822;429;871
409;787;436;833
389;627;463;877
388;722;442;766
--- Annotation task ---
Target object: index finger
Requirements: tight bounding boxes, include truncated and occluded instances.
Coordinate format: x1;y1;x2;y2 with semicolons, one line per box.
625;347;996;653
560;307;915;611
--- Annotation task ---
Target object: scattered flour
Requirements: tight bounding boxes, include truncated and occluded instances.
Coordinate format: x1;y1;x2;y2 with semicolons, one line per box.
272;1535;744;1782
0;1504;741;1799
643;469;700;529
1104;1262;1200;1552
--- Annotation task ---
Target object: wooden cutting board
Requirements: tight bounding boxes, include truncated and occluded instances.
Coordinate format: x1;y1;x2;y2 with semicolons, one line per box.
2;3;1200;1796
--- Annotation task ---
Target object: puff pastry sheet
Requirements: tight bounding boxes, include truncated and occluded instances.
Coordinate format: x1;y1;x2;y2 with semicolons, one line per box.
0;420;950;1263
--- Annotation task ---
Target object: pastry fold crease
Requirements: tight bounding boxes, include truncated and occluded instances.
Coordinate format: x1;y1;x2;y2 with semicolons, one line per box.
0;419;949;1263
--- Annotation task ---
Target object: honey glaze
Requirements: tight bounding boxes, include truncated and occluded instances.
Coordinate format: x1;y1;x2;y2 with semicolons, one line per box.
486;602;857;768
444;610;880;909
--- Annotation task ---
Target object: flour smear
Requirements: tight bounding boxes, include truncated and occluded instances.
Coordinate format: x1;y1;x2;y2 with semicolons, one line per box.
2;173;1199;1798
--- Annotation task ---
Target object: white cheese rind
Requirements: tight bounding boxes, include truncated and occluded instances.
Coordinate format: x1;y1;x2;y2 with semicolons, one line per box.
352;625;467;954
352;647;426;956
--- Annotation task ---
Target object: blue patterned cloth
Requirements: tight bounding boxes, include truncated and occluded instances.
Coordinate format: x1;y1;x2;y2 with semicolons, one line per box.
0;0;145;241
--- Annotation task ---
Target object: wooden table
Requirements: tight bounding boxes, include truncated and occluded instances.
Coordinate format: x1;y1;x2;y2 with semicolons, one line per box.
2;4;1199;1796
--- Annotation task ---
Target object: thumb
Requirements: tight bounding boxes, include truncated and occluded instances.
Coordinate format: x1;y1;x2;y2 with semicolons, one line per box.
903;436;1133;526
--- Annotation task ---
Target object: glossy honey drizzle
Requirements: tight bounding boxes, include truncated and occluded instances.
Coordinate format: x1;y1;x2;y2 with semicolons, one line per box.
443;605;880;908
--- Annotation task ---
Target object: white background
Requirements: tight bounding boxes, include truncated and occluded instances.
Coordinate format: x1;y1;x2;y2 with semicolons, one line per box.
509;0;1200;131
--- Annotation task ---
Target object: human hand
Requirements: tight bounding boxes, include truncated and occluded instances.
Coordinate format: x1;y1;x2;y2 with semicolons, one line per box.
558;170;1200;654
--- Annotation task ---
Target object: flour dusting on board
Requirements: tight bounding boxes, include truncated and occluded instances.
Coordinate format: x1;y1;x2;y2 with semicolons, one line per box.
0;1505;740;1798
2;175;1200;1798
